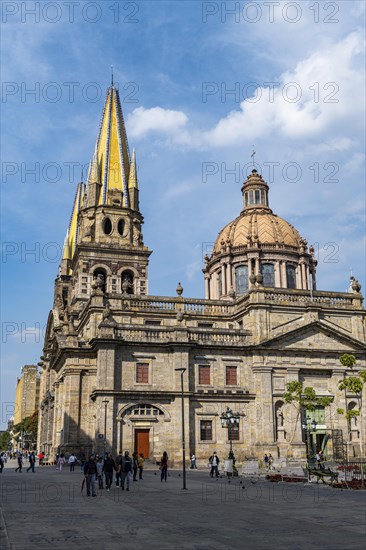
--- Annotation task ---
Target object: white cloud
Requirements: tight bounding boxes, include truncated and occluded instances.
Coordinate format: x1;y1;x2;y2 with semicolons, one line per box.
127;106;188;138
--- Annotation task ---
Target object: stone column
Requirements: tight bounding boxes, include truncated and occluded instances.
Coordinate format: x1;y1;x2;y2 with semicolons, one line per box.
255;258;260;275
295;266;302;290
222;263;227;296
227;262;233;292
274;261;281;288
62;370;82;452
252;365;275;449
204;275;210;299
305;265;310;290
281;261;287;288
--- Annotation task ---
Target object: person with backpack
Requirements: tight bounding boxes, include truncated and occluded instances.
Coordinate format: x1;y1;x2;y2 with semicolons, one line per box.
68;452;77;472
119;451;132;491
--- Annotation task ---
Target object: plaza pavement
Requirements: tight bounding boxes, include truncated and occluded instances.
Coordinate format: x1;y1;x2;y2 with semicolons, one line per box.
0;459;365;550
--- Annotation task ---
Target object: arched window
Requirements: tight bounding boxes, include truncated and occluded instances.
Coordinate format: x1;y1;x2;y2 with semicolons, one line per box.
218;270;222;297
117;219;125;236
121;270;134;294
103;217;112;235
286;265;297;289
93;268;107;293
235;265;248;295
245;193;248;207
249;191;254;205
255;190;260;204
124;404;164;416
260;190;265;205
261;263;275;287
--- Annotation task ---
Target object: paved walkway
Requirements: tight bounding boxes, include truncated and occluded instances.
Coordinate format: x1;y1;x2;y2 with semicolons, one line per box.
0;460;365;550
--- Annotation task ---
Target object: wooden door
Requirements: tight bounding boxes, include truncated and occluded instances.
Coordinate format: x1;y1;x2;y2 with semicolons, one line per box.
135;429;150;457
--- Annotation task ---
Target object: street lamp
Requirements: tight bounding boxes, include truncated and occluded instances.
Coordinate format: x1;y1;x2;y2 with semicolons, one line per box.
220;407;240;464
175;367;187;490
302;415;317;461
102;399;109;456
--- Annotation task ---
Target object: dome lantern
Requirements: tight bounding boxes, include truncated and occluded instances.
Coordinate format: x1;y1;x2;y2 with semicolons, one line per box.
241;169;271;213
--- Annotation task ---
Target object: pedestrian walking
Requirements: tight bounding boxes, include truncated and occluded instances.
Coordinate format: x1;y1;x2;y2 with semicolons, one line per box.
138;453;145;479
190;453;197;469
132;451;139;481
0;453;4;473
268;454;273;471
103;452;116;491
83;456;97;497
160;451;168;482
115;450;123;486
27;452;36;473
57;453;66;472
97;457;104;489
264;454;269;470
15;455;23;473
38;452;44;465
68;452;77;472
209;452;220;477
120;451;133;491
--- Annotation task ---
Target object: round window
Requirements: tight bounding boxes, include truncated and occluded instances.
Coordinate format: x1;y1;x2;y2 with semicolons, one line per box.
103;218;112;235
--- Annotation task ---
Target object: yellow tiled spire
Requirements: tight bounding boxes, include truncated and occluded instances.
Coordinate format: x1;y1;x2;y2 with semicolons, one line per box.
61;182;85;270
94;84;131;206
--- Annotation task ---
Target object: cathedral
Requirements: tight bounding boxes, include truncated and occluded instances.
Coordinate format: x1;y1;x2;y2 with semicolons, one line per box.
37;82;366;465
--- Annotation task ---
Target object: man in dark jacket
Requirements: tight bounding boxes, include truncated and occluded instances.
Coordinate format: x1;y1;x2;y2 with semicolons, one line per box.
119;451;133;491
102;453;116;491
83;456;97;496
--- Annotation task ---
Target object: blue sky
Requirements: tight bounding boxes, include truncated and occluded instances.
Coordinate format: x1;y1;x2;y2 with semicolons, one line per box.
1;0;365;429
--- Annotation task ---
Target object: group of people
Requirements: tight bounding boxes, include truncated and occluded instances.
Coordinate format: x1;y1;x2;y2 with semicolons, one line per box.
264;453;274;470
83;451;148;497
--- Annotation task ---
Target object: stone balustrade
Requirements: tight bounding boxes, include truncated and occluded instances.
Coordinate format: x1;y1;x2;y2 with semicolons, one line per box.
115;325;248;345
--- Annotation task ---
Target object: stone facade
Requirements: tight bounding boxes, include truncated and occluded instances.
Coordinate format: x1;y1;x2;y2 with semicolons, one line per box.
37;83;366;464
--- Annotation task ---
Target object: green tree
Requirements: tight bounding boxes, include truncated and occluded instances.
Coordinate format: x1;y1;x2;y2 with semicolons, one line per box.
0;431;11;451
13;411;38;449
283;381;333;458
337;354;366;456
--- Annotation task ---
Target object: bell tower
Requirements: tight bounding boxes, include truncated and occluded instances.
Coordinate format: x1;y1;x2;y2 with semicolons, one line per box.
58;81;152;304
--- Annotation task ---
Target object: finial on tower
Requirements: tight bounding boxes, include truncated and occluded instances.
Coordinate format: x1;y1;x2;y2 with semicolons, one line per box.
250;146;256;168
111;65;114;87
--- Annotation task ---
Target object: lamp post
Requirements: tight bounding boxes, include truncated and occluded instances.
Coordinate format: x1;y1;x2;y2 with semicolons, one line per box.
102;399;109;457
175;367;187;490
302;415;317;461
220;407;240;464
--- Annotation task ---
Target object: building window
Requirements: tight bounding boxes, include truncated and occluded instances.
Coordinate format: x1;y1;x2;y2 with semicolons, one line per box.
200;420;213;441
255;190;260;204
286;265;297;289
261;190;265;205
261;263;275;287
136;363;149;384
103;217;112;235
93;268;107;293
226;366;238;386
121;270;134;294
125;404;163;416
249;191;254;205
245;193;248;207
230;424;240;441
218;271;222;297
117;219;125;236
235;265;248;295
199;365;211;385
